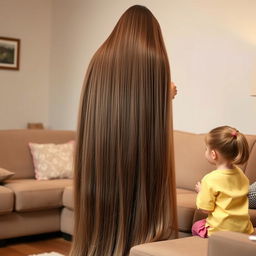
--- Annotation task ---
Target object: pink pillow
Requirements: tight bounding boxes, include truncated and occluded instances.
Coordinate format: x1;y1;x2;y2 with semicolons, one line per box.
29;141;74;180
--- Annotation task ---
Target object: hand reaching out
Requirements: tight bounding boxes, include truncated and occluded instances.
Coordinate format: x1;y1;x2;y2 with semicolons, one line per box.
195;181;201;193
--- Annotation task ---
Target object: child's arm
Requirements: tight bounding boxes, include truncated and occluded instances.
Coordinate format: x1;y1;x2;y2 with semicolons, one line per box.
195;181;201;193
195;181;213;213
196;177;216;213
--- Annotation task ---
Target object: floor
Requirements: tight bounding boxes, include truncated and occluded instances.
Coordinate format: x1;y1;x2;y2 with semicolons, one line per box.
0;236;71;256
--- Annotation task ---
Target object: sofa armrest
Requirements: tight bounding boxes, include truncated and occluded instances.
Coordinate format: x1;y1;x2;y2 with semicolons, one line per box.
208;231;256;256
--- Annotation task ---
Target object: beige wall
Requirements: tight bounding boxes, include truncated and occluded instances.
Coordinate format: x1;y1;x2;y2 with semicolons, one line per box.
49;0;256;133
1;0;256;133
0;0;51;129
167;0;256;133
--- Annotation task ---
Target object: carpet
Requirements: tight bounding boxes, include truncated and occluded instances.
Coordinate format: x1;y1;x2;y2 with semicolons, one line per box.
29;253;64;256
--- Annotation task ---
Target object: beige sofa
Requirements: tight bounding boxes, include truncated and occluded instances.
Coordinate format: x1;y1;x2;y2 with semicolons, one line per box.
0;129;75;240
0;129;255;251
61;130;256;237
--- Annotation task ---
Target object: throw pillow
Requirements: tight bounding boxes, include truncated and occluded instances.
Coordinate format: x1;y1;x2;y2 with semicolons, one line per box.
249;182;256;209
29;141;75;180
0;168;14;182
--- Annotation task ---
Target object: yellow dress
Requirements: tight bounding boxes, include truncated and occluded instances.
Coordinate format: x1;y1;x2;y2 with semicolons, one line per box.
196;167;254;236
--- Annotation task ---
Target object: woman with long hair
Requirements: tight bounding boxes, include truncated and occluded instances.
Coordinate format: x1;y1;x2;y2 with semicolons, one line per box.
70;5;177;256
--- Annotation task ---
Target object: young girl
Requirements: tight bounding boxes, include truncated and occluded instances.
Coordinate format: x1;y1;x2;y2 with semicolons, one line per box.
192;126;254;238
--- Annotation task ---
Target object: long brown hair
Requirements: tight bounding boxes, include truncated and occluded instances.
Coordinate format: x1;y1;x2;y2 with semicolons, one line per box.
206;126;249;165
70;5;177;256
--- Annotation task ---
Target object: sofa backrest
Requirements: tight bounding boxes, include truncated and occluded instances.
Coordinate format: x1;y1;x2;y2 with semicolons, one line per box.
0;129;76;179
1;129;255;184
174;130;212;190
174;130;256;190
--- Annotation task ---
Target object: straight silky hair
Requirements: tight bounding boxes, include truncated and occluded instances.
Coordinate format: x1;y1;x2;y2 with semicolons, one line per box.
70;5;177;256
206;126;249;165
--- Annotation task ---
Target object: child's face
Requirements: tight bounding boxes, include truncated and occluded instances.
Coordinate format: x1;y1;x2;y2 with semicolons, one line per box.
205;145;216;165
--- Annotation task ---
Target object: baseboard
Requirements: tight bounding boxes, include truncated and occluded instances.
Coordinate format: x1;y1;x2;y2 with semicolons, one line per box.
0;231;62;247
61;232;73;241
0;239;7;247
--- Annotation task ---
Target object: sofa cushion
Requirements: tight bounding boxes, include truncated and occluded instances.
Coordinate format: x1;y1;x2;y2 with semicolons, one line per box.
0;130;75;179
4;179;72;212
0;209;60;240
61;207;74;235
176;189;197;232
208;231;256;256
0;186;14;214
63;186;74;210
129;236;208;256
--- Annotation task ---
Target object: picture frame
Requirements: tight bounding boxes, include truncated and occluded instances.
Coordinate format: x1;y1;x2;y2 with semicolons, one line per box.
0;37;20;70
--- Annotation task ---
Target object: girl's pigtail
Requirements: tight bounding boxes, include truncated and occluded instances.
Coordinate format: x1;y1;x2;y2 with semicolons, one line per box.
233;132;249;165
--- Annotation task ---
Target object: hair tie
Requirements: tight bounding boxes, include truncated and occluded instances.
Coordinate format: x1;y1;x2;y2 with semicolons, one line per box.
231;130;238;138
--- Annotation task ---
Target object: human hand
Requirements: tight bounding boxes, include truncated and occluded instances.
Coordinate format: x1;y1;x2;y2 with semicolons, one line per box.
195;181;201;193
170;82;177;99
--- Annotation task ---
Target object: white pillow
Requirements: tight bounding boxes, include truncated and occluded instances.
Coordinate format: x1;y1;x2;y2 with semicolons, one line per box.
29;141;74;180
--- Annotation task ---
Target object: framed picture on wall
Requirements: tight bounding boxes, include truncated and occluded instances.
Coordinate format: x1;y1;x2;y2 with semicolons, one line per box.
0;37;20;70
